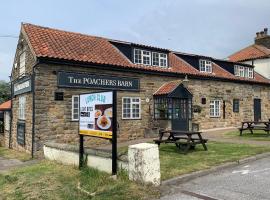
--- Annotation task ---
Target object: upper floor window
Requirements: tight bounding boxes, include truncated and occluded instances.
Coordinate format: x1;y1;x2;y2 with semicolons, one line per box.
199;59;212;73
134;49;151;65
19;51;26;76
134;48;168;67
152;52;168;67
234;65;253;78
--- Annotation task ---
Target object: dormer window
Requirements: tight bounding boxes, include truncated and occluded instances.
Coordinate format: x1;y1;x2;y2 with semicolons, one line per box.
134;49;151;65
134;48;168;67
234;65;253;78
152;52;168;67
199;59;212;73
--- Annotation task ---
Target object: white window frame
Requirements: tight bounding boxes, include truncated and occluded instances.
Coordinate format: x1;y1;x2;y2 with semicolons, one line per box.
134;49;151;66
4;112;10;131
18;96;26;120
209;100;220;118
122;97;141;119
199;59;212;73
248;67;254;78
152;52;168;67
72;95;79;121
234;65;254;79
19;51;26;76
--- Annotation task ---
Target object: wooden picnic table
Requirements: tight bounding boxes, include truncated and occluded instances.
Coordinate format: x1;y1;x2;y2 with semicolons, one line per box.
239;121;270;136
153;130;208;154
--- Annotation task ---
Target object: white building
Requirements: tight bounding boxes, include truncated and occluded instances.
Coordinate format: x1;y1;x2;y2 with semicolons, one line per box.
229;28;270;79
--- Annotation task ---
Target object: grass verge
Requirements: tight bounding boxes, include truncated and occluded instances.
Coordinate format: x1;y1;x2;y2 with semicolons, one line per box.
0;147;32;161
159;142;270;180
225;130;270;141
0;161;159;200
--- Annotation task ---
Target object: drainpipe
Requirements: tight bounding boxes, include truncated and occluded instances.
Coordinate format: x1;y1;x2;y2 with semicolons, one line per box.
9;76;13;149
31;60;39;158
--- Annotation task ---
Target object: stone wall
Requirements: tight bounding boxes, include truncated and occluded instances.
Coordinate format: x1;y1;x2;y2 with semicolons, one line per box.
31;63;270;155
9;32;35;153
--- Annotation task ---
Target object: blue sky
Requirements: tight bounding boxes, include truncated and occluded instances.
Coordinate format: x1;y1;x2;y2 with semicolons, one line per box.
1;0;270;81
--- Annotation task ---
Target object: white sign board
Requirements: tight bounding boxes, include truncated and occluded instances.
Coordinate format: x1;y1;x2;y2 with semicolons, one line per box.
79;91;113;139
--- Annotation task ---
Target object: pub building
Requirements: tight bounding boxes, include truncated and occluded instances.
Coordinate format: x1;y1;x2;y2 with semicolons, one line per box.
3;23;270;156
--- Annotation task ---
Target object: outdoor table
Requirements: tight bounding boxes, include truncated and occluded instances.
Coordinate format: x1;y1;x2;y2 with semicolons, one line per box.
239;121;270;136
153;130;208;154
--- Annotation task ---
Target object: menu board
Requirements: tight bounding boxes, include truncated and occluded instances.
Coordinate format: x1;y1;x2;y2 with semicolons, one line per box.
79;92;113;139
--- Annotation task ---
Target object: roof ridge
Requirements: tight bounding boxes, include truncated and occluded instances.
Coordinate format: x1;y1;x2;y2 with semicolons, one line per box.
22;22;107;41
253;44;270;55
228;44;255;59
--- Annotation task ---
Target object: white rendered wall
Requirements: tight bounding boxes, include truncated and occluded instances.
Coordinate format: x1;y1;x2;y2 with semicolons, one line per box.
243;58;270;79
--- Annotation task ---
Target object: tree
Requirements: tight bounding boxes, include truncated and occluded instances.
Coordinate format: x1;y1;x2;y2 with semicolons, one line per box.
0;80;11;104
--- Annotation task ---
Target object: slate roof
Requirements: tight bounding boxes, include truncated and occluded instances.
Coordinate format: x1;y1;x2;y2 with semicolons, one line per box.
228;44;270;62
0;100;11;111
22;23;270;84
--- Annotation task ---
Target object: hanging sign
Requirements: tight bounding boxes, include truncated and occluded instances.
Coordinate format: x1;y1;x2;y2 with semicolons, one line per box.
79;91;113;139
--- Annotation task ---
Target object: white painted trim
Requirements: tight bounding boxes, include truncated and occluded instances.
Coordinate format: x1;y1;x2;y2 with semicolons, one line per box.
71;95;79;121
122;97;141;120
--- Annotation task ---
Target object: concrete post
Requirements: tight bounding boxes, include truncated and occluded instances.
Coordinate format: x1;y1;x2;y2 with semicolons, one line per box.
128;143;160;186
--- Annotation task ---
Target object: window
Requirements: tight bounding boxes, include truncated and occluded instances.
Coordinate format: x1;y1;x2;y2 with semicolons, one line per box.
72;95;79;121
233;99;239;113
19;51;26;76
4;112;10;131
248;68;254;78
209;100;220;117
134;49;151;65
134;49;142;64
199;59;212;73
152;52;168;67
122;97;141;119
234;65;253;78
18;96;26;120
142;50;151;65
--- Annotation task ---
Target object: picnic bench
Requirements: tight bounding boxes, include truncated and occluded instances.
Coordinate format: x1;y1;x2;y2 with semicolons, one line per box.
239;121;270;136
153;130;208;154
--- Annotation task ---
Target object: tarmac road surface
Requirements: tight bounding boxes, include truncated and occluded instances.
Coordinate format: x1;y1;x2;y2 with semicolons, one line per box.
161;156;270;200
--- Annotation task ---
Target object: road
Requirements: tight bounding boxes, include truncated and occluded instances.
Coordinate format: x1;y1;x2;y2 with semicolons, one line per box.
161;156;270;200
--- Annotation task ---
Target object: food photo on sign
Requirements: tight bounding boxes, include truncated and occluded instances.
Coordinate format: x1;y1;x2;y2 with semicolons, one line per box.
79;92;113;139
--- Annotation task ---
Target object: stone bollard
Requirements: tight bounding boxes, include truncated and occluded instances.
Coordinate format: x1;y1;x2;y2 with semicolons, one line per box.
128;143;160;186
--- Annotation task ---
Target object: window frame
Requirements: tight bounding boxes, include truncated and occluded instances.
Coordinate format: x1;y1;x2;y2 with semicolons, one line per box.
72;95;79;121
122;97;141;120
233;99;240;113
4;112;10;131
234;65;254;79
134;48;151;65
209;100;221;118
19;51;26;76
199;59;212;73
18;96;26;120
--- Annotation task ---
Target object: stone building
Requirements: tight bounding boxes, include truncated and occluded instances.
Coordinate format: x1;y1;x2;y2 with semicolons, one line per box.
229;28;270;79
4;23;270;156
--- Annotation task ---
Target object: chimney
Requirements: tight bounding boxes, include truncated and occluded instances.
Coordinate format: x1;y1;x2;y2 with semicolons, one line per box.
255;28;270;49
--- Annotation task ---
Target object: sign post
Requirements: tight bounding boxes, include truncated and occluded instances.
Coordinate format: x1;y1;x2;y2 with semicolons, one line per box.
79;91;117;175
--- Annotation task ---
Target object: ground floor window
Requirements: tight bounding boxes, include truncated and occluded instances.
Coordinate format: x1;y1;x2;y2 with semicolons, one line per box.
4;112;10;131
233;99;239;113
18;96;26;120
122;97;141;119
210;100;220;117
72;95;79;121
154;97;192;120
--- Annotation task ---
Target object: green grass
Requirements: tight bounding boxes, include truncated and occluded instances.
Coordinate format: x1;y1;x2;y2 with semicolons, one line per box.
159;142;270;180
225;130;270;141
0;161;159;200
0;147;32;161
